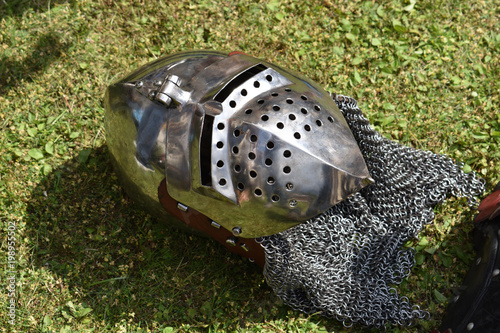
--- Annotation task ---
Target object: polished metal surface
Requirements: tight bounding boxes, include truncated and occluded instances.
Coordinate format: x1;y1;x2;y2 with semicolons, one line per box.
104;50;373;237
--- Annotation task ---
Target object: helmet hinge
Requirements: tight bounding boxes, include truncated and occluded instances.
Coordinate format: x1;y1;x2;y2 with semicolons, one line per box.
155;74;191;106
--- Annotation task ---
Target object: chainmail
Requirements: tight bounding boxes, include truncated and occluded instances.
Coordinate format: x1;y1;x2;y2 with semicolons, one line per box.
257;94;485;328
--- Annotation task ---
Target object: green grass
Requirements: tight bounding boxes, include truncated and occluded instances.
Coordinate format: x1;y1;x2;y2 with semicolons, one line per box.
0;0;499;332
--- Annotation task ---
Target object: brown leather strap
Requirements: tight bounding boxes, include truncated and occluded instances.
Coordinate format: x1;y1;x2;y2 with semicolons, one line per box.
228;50;249;57
158;179;265;267
474;187;500;223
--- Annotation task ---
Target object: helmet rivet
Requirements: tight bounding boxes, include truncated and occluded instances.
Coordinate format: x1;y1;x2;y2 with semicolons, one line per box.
232;227;242;236
226;237;238;246
210;221;221;229
176;202;188;212
135;81;143;88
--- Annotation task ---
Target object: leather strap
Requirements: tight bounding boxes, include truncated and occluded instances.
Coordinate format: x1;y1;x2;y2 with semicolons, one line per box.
158;179;265;267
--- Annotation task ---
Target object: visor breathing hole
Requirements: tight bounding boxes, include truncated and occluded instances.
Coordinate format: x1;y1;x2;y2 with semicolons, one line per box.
250;170;257;178
217;160;224;168
245;109;253;114
229;100;236;108
232;146;239;154
219;178;227;186
304;124;311;132
314;105;321;111
248;152;256;160
277;122;284;129
316;120;323;127
250;134;258;142
233;129;241;137
266;141;274;149
265;158;273;166
217;123;225;130
283;150;291;158
237;182;245;190
328;116;334;123
241;89;247;96
289;199;297;207
283;166;291;174
266;75;273;81
258;99;264;104
289;114;296;120
254;81;260;88
234;164;241;172
301;108;308;114
286;182;294;190
285;87;291;92
272;92;278;97
271;194;280;202
286;99;293;104
294;132;301;139
273;105;280;111
301;95;308;100
216;141;224;148
261;115;269;121
254;188;263;196
267;176;275;184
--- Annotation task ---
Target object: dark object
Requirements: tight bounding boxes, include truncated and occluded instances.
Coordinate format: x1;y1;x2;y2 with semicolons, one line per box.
439;182;500;332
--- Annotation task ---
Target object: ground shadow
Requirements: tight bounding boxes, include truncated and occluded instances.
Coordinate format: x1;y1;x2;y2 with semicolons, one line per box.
0;0;75;17
0;30;72;95
24;145;293;330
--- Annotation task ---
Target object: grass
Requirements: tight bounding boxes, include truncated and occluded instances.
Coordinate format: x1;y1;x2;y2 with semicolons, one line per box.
0;0;499;332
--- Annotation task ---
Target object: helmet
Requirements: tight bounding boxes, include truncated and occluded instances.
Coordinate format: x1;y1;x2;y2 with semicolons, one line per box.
104;50;372;263
104;51;486;327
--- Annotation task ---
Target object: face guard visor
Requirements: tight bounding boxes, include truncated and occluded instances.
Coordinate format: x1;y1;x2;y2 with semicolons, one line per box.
104;50;373;238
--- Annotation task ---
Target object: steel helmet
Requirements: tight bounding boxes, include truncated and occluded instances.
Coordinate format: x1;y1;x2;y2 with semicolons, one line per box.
104;50;372;264
104;51;487;328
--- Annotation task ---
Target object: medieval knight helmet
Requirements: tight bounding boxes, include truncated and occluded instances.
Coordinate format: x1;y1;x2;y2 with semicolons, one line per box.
105;51;488;329
104;50;372;242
